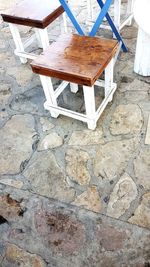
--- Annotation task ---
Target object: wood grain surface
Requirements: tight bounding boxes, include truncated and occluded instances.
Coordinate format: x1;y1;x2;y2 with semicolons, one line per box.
31;34;119;86
1;0;64;28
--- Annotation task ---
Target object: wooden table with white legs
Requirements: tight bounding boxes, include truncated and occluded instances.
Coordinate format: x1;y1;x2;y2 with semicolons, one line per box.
31;34;119;130
1;0;67;63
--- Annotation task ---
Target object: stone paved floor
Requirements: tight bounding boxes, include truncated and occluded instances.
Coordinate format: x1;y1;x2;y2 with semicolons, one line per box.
0;0;150;266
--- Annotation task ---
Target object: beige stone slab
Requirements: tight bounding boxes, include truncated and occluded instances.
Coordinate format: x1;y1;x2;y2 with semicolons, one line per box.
145;115;150;145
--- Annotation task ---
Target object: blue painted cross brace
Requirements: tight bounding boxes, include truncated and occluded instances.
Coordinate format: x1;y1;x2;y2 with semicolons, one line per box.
58;0;127;52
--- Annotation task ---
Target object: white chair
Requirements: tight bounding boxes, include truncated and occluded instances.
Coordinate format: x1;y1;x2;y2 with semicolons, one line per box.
133;0;150;76
87;0;134;31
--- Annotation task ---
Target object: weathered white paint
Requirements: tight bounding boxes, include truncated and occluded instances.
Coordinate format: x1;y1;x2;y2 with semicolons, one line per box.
39;59;117;130
9;23;27;64
9;23;50;62
8;14;67;63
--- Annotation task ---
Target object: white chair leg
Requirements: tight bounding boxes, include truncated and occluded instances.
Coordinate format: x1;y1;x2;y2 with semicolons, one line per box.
83;85;96;130
59;13;68;34
105;58;114;102
37;28;49;50
9;23;27;64
70;83;78;93
114;0;121;31
40;75;59;118
87;0;92;20
126;0;134;26
34;28;43;48
63;13;68;33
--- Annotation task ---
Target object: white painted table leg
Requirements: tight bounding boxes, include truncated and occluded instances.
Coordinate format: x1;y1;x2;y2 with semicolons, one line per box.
134;27;150;76
37;28;49;50
70;83;78;93
105;59;114;101
9;23;27;64
40;75;59;118
83;85;96;130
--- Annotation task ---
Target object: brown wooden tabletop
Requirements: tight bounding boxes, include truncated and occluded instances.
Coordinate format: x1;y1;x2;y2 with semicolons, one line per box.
1;0;64;28
31;34;119;86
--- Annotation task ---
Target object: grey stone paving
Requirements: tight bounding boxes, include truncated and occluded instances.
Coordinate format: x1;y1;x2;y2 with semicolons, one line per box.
0;0;150;266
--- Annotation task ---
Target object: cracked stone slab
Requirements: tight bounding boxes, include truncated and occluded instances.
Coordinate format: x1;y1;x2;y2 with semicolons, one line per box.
110;104;143;135
2;243;46;267
0;115;36;174
23;150;75;202
0;178;23;189
107;173;138;218
94;138;138;180
66;149;91;185
72;186;102;213
128;192;150;229
68;128;104;146
134;148;150;190
145;115;150;145
38;133;63;151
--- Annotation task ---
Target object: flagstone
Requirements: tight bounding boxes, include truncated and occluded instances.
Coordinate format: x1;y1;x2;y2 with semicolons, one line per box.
68;128;104;146
40;117;54;132
3;243;46;267
38;133;63;151
128;192;150;229
110;104;143;135
94;139;138;180
23;150;75;202
134;148;150;190
0;115;35;174
107;173;138;218
72;186;102;213
66;148;91;185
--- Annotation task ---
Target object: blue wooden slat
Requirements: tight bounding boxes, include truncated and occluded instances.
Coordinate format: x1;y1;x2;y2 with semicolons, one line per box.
58;0;85;35
89;0;113;36
96;0;128;52
58;0;127;52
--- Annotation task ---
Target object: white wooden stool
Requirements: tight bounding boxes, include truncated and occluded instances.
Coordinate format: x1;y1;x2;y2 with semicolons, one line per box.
87;0;134;32
1;0;67;64
31;34;119;130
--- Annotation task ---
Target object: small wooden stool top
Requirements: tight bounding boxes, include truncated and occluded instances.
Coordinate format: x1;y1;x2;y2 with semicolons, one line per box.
1;0;64;28
31;34;119;86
